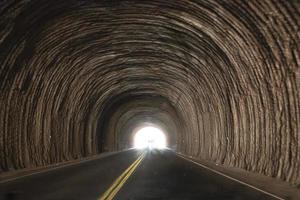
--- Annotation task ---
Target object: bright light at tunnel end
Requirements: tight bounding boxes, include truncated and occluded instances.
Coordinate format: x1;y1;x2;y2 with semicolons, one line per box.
134;126;166;149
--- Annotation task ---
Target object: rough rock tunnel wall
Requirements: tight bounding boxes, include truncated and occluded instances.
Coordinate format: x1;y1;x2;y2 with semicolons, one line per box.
0;0;299;186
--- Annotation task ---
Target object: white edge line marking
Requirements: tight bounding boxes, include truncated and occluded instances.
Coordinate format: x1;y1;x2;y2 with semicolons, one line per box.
0;149;134;184
176;153;285;200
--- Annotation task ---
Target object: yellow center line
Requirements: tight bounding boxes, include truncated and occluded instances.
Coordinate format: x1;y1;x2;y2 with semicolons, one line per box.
98;152;145;200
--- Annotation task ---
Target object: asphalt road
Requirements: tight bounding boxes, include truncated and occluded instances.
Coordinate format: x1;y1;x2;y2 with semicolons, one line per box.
115;150;277;200
0;149;277;200
0;150;141;200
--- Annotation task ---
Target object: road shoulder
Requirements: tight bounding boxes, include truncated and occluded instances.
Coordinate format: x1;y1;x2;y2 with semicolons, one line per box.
176;152;300;200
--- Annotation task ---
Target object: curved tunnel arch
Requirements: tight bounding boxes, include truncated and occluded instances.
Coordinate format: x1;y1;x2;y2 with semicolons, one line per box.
98;94;181;151
0;0;299;186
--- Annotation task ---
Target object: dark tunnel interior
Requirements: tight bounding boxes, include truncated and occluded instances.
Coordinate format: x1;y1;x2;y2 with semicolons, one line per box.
0;0;299;189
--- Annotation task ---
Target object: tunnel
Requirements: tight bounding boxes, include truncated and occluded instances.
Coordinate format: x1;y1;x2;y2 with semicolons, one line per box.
0;0;299;199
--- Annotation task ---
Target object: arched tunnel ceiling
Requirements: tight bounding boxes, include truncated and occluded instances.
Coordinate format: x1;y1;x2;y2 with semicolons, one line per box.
98;95;180;151
0;0;299;186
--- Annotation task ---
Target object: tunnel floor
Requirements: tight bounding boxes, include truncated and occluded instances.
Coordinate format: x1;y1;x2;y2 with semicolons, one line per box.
0;150;278;200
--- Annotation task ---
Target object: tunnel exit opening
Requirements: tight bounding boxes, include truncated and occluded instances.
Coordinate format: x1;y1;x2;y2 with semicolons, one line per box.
133;126;166;149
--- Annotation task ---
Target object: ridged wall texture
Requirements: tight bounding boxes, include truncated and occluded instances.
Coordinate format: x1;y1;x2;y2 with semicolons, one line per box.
0;0;299;186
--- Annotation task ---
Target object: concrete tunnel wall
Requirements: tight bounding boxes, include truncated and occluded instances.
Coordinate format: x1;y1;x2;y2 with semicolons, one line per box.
0;0;299;186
